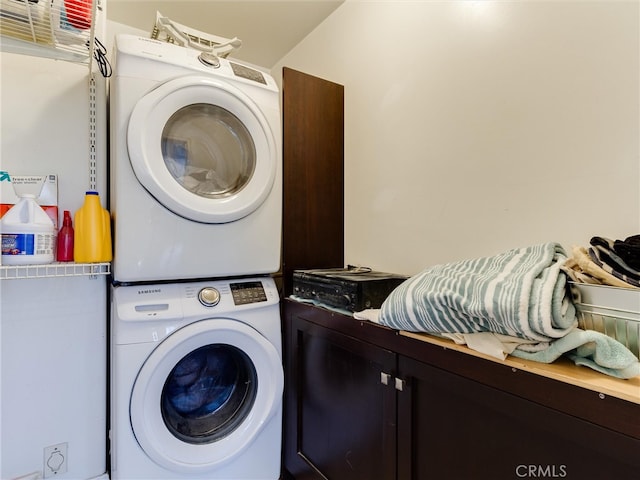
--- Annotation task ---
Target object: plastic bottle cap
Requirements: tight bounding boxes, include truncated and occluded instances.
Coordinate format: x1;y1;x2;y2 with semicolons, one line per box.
86;191;99;195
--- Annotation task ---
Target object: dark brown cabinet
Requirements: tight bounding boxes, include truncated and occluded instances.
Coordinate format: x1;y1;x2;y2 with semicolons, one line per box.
397;356;638;479
284;316;397;480
282;300;640;480
281;68;344;296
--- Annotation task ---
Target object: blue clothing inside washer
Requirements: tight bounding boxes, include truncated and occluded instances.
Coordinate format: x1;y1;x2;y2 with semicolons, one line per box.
163;346;236;416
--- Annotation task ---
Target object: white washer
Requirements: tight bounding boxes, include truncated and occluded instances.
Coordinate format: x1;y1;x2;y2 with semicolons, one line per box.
110;34;282;283
110;276;283;479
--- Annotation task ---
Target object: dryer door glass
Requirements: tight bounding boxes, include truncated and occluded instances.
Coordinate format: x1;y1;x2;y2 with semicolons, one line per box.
161;344;257;444
127;76;278;224
161;104;257;199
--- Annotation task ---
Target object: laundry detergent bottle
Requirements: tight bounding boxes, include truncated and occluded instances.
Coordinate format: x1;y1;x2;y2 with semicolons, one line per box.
74;191;112;263
0;194;56;265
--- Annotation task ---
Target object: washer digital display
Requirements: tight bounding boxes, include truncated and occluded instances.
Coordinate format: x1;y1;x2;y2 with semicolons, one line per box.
230;281;267;305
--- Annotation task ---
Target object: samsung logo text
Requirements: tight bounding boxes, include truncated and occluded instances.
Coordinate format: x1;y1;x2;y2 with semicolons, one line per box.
138;289;161;295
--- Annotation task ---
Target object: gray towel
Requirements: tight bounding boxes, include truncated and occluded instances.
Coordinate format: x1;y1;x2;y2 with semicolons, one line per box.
512;328;640;379
379;243;639;378
380;243;576;341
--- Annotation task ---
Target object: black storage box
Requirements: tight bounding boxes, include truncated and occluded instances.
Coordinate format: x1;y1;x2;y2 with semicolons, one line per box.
292;268;408;312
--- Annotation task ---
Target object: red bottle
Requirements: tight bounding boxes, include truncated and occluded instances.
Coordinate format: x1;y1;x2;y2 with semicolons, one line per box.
64;0;92;30
57;210;75;262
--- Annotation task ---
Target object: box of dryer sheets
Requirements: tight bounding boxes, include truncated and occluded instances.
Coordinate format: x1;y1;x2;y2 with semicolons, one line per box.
0;172;59;229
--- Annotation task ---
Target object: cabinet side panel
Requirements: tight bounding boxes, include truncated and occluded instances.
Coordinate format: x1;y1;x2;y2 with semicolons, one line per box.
282;67;345;296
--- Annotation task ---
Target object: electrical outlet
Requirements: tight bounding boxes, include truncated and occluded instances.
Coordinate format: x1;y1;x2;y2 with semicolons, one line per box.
43;443;67;478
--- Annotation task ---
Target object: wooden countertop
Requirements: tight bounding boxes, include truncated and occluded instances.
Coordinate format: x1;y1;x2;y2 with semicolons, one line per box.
285;299;639;438
401;330;640;404
286;299;640;404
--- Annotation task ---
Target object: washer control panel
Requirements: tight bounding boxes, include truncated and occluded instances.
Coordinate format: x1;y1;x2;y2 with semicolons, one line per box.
230;281;268;305
113;277;278;327
112;277;279;347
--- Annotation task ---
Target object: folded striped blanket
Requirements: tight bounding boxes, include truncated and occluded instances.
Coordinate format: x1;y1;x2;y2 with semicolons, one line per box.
380;243;577;342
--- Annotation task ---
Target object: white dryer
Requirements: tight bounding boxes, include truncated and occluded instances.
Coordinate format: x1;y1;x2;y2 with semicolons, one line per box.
110;34;282;283
110;276;283;479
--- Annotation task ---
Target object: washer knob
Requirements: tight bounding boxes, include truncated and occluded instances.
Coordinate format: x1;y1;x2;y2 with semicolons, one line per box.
198;287;221;307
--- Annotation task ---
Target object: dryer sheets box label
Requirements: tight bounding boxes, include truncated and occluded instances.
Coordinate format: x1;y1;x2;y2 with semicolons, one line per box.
0;172;59;229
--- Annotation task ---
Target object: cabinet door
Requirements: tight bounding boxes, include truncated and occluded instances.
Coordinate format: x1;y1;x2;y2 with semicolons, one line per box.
281;67;345;296
284;313;397;480
397;356;640;480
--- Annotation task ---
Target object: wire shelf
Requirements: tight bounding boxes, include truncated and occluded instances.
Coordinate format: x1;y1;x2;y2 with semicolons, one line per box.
0;0;98;63
0;261;110;280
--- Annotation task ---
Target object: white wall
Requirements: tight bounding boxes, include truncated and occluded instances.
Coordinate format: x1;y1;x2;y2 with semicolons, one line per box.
0;53;107;217
273;0;639;275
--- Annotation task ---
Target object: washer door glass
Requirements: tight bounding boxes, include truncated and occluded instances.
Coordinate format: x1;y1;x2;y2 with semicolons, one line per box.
161;104;256;199
128;76;277;224
130;319;283;473
161;344;257;444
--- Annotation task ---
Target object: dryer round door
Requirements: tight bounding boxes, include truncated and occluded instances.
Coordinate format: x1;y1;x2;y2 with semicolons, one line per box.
130;319;283;473
127;76;277;223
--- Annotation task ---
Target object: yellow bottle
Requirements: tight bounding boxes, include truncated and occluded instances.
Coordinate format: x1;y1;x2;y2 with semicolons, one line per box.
74;191;112;263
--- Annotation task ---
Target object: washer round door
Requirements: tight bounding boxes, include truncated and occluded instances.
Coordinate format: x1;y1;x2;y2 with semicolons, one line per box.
130;319;283;473
127;76;277;223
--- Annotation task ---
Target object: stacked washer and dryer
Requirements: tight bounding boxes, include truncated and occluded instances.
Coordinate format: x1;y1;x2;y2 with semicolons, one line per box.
109;34;284;479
